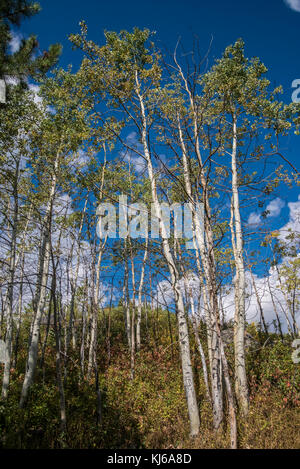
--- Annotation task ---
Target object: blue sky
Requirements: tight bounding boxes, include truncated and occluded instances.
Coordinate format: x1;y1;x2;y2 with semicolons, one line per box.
20;0;300;92
19;0;300;162
10;0;300;327
18;0;300;244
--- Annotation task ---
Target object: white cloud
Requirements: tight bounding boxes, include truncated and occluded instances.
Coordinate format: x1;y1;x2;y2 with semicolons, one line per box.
156;279;174;307
266;197;285;217
225;196;300;332
0;191;116;314
279;194;300;246
247;197;285;226
156;272;202;312
121;132;146;174
28;84;43;105
9;31;23;53
121;132;167;176
155;195;300;333
247;212;261;226
155;263;299;333
222;267;299;333
69;149;90;174
284;0;300;12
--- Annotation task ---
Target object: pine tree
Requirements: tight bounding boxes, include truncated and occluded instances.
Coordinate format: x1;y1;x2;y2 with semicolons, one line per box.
0;1;61;91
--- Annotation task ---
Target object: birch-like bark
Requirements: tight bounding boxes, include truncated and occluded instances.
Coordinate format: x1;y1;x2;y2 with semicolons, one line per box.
66;198;88;355
230;114;249;416
177;241;211;404
80;273;88;377
136;238;148;351
87;237;106;378
177;116;223;428
51;253;67;441
130;241;136;379
135;72;200;436
1;160;20;399
87;153;107;378
20;153;59;408
219;338;237;449
124;240;131;349
14;204;33;369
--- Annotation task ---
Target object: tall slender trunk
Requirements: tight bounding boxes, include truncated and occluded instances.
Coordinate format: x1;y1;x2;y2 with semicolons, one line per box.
177;241;211;403
230;114;249;416
130;242;136;379
219;337;237;449
13;273;24;369
40;297;53;375
136;238;148;351
124;240;131;349
20;154;59;408
87;248;100;378
87;233;107;378
13;204;33;370
87;147;107;375
135;73;200;436
66;198;88;356
80;274;88;377
1;160;20;399
51;254;67;441
177;116;223;429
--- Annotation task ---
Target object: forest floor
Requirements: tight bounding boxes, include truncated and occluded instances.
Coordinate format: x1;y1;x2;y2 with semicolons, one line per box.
0;308;299;449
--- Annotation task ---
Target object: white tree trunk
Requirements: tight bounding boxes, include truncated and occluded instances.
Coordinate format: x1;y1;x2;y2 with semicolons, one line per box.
230;114;249;416
87;237;106;378
136;238;148;351
20;156;58;407
1;161;20;399
67;198;88;354
130;242;136;379
177;117;223;429
135;73;200;436
177;240;211;404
